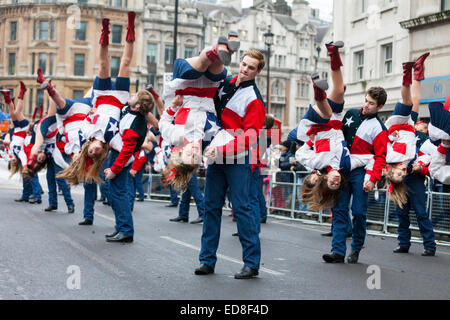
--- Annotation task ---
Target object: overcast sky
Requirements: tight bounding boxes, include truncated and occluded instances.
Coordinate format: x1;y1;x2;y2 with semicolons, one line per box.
241;0;333;21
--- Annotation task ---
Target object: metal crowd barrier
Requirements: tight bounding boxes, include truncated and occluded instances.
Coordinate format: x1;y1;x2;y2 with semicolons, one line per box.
267;171;450;238
140;171;449;238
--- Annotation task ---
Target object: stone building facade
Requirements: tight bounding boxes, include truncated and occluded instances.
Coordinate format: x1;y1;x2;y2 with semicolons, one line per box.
0;0;145;117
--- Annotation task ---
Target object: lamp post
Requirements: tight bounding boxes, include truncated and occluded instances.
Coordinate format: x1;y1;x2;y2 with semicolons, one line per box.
314;45;321;72
263;25;274;114
173;0;179;64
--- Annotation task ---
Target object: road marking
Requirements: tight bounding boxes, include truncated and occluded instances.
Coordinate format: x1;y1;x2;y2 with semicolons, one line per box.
270;220;325;233
57;233;126;278
160;236;284;276
95;211;115;222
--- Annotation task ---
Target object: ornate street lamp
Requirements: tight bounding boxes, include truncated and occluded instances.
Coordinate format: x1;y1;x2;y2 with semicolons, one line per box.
263;25;274;113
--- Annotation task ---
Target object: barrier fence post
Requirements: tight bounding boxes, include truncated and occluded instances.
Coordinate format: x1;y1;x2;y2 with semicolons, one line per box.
290;171;296;219
383;189;390;234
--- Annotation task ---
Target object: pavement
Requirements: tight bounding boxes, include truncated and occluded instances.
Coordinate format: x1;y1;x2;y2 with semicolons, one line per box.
0;161;449;300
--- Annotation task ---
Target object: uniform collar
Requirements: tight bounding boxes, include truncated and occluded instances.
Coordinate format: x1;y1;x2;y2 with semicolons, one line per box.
230;76;255;88
359;108;377;120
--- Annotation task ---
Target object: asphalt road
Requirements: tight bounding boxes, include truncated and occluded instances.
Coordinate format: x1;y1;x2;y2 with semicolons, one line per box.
0;162;449;300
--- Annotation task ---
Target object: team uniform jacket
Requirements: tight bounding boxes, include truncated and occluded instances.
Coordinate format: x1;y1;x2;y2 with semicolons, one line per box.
160;59;226;147
110;105;148;175
56;97;92;156
85;76;130;152
131;149;148;172
37;115;68;169
384;103;417;165
426;101;450;183
294;103;374;179
428;143;450;184
341;108;388;184
9;119;29;165
208;76;266;160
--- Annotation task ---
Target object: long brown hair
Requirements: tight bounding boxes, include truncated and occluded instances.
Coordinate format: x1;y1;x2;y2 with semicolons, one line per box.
302;172;345;212
300;173;316;206
161;150;198;192
8;159;23;178
385;168;408;209
56;140;109;185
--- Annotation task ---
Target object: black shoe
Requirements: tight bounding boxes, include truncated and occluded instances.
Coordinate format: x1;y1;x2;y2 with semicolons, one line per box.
137;199;144;202
98;197;105;202
67;205;75;214
169;216;188;222
346;233;352;238
393;246;409;253
232;232;239;237
15;198;28;202
347;251;359;264
322;252;345;263
105;230;119;239
421;250;435;257
190;217;203;224
78;219;93;226
260;218;267;224
321;232;333;237
166;203;178;208
44;205;57;212
106;233;133;243
194;264;214;275
29;199;42;204
234;266;259;279
102;200;110;206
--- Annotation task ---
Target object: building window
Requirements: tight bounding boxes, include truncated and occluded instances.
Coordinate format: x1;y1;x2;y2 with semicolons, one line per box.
31;53;36;74
78;0;88;4
10;21;17;41
111;57;121;78
443;0;450;10
112;25;122;44
73;90;84;100
184;47;195;59
36;90;44;109
299;58;303;71
39;53;47;75
49;53;54;76
147;43;157;63
271;103;284;122
8;53;16;75
40;21;49;40
147;74;156;87
76;22;87;41
165;45;174;65
360;0;366;13
382;43;393;75
322;72;328;80
355;50;364;80
74;54;85;76
304;58;309;72
29;89;34;114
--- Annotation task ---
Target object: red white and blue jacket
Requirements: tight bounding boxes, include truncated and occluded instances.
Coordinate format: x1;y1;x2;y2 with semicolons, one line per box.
209;76;266;160
110;105;148;175
384;103;417;165
9;119;29;165
341;108;388;183
56;97;92;156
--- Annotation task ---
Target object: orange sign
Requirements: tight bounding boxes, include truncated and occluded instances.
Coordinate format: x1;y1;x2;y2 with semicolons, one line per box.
0;122;9;132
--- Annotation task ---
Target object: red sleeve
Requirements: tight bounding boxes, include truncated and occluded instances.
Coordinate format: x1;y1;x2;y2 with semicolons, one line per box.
420;164;430;177
131;151;147;171
110;129;139;175
370;130;388;184
217;99;266;157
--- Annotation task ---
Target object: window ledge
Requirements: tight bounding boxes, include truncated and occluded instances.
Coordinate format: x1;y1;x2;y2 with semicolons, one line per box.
400;10;450;29
380;2;398;14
